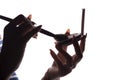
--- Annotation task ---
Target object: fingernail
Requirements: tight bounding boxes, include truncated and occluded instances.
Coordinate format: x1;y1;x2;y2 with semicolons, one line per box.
65;28;70;35
28;14;32;20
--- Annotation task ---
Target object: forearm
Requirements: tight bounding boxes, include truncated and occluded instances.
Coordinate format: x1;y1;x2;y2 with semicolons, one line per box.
42;67;60;80
0;55;16;80
0;44;26;78
0;75;9;80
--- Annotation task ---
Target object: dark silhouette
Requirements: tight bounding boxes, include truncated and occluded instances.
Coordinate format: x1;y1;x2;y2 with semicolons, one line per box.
0;14;41;80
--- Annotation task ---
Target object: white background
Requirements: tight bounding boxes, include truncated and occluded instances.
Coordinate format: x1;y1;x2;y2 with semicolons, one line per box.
0;0;120;80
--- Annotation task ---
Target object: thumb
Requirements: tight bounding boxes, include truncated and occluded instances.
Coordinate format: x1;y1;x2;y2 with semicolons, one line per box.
24;25;42;42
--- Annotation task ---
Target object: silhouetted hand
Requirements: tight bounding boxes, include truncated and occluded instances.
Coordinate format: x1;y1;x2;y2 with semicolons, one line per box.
42;31;87;80
0;14;41;80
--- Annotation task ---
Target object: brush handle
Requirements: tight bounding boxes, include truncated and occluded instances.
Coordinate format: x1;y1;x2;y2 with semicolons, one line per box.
0;15;55;37
58;34;81;46
81;9;85;35
0;15;12;21
40;29;55;37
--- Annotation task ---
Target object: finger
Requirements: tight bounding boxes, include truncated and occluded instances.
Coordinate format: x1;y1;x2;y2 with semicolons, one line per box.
65;29;70;35
72;54;83;70
27;14;36;25
24;25;41;42
80;33;87;52
57;53;66;64
49;49;64;69
17;22;34;35
27;14;32;20
8;14;27;28
72;36;83;58
17;15;36;35
81;33;87;45
80;34;87;46
81;33;87;40
56;44;73;67
32;33;38;38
